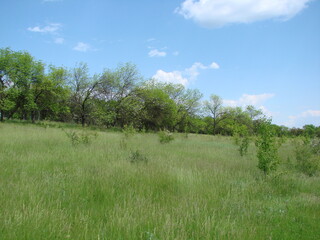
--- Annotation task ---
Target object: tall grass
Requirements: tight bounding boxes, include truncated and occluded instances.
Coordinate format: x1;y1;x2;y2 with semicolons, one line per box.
0;122;319;239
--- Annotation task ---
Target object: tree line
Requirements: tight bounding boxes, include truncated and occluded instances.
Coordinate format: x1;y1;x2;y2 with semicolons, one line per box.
1;47;319;137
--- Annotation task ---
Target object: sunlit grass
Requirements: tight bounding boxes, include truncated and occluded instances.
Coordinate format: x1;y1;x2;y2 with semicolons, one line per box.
0;122;319;239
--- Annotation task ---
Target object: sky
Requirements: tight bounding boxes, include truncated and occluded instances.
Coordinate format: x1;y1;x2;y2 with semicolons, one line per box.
0;0;319;128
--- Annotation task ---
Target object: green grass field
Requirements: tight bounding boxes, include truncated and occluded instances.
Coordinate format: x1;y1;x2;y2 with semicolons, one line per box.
0;122;319;240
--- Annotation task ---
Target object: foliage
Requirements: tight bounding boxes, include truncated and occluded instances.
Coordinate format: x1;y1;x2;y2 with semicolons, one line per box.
123;124;136;138
233;124;251;156
255;120;280;174
295;137;320;176
1;47;319;137
62;128;97;146
129;150;148;164
158;129;174;144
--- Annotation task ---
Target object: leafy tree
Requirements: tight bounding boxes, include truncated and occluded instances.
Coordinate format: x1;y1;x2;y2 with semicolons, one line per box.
144;80;202;132
39;66;71;121
135;87;177;131
204;94;225;134
0;48;15;121
69;63;100;127
255;119;280;174
2;50;46;122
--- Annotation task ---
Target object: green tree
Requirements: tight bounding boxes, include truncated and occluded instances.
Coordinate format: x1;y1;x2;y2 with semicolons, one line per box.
69;63;100;127
255;119;280;174
204;94;225;134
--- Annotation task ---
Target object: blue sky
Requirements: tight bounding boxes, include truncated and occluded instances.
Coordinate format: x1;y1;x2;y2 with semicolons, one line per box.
1;0;319;127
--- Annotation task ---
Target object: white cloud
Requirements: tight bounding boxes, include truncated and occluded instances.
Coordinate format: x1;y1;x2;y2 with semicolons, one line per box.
210;62;220;69
73;42;92;52
54;37;64;44
285;110;320;127
153;61;219;86
301;110;320;117
185;62;220;80
153;70;189;86
27;23;61;34
176;0;312;28
148;49;167;57
224;93;274;107
224;93;275;116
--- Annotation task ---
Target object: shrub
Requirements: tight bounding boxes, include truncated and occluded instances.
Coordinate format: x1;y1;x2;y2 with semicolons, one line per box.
255;120;280;175
62;129;97;146
129;150;148;164
123;124;136;138
239;135;250;157
158;130;174;144
295;138;320;176
233;125;250;157
119;138;128;150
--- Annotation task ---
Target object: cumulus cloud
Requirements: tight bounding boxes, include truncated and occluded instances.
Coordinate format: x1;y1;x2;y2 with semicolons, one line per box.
176;0;312;28
224;93;275;116
148;49;167;57
224;93;274;107
27;23;61;34
285;110;320;127
73;42;92;52
301;110;320;117
152;61;219;86
186;62;220;80
153;70;189;86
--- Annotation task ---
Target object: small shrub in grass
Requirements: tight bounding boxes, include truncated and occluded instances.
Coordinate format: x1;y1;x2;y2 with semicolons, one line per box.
295;138;320;176
129;150;148;164
119;138;128;150
144;231;159;240
233;125;250;157
255;120;280;175
239;135;250;156
123;124;136;138
158;130;174;144
62;129;97;146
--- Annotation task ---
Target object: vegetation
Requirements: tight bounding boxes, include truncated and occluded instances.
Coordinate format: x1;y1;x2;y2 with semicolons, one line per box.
255;120;281;175
1;47;319;137
295;137;320;176
1;47;320;238
0;122;319;239
158;129;174;144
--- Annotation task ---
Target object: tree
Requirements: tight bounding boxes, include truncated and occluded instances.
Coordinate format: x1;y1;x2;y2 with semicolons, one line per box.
0;48;15;121
255;119;280;174
69;63;100;127
37;66;71;121
145;80;203;132
2;50;46;122
204;94;225;134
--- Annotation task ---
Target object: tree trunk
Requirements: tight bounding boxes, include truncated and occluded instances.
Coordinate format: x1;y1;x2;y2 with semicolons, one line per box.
81;114;85;127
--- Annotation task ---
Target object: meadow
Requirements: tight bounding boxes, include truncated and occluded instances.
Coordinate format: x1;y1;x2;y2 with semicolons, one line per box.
0;122;319;240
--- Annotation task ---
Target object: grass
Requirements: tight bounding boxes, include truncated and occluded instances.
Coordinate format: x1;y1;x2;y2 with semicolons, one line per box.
0;122;319;239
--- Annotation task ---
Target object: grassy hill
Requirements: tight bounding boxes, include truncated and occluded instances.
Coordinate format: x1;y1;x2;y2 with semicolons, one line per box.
0;122;319;239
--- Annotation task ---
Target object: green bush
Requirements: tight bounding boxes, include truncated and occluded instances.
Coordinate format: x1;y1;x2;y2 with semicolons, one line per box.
62;129;97;146
233;125;250;157
123;124;136;138
295;138;320;176
129;150;148;164
255;120;280;175
158;130;174;144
